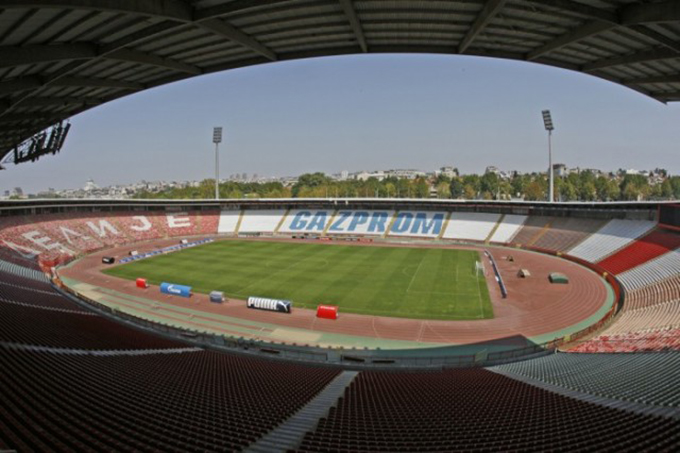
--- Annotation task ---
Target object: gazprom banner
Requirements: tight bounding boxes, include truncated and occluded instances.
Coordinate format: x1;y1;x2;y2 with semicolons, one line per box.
388;211;445;238
160;282;192;298
282;210;445;238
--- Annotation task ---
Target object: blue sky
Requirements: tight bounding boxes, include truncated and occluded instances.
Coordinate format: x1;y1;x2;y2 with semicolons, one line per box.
4;53;680;194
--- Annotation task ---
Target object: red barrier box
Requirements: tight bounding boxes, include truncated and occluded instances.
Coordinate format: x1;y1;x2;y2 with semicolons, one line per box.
316;304;338;320
136;278;148;289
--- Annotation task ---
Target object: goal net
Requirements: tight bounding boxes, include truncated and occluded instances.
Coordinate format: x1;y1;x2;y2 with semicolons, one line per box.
475;261;487;277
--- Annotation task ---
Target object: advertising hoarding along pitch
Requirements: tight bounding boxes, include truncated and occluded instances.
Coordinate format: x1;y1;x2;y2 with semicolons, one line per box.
160;282;192;298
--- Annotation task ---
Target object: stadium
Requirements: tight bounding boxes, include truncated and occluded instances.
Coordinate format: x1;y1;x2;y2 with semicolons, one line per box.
2;1;680;452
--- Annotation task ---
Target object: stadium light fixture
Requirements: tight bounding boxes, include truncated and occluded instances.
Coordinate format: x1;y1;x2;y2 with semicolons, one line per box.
212;127;223;200
541;110;554;203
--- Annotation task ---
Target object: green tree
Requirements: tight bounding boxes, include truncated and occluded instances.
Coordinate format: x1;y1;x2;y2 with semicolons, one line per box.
561;180;578;201
480;173;499;199
595;176;610;201
291;172;331;197
450;178;464;199
622;184;639;201
510;174;527;198
524;180;546;201
435;173;452;185
660;179;673;199
498;180;513;200
620;174;650;201
462;175;481;194
413;178;431;198
463;184;476;199
580;181;597;201
384;182;396;198
606;179;621;201
436;182;450;199
669;176;680;199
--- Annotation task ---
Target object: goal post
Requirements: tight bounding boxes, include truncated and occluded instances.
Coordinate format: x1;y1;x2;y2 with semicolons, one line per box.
475;261;486;277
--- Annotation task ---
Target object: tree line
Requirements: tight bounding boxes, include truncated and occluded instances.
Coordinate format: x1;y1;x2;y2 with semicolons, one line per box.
135;170;680;201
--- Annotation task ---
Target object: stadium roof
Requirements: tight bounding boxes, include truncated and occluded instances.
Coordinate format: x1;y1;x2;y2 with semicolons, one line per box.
1;0;680;163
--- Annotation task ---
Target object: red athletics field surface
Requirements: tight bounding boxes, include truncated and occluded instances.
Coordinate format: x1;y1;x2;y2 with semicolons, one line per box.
59;237;611;346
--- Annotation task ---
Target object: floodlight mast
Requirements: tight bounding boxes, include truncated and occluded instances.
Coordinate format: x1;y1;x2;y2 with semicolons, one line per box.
542;110;554;203
213;127;223;200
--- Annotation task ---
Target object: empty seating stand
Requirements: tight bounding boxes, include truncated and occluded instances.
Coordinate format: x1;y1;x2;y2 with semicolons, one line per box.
441;212;501;242
570;329;680;353
488;214;528;243
238;210;285;234
618;249;680;291
567;275;680;352
0;301;187;350
296;368;680;452
597;229;680;275
624;275;680;311
0;210;222;264
2;208;680;452
0;256;341;453
568;219;657;263
492;352;680;407
0;271;89;312
606;300;680;335
0;348;339;452
530;217;606;252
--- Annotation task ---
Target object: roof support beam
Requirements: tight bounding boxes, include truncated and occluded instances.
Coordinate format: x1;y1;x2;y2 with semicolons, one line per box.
583;47;679;72
98;21;184;55
12;96;104;107
525;0;680;60
0;76;43;96
198;19;277;60
623;74;680;85
458;0;507;54
526;20;615;61
0;44;200;74
0;43;96;69
621;1;680;25
105;48;202;74
51;77;143;90
339;0;368;53
0;113;57;124
627;25;680;54
193;1;291;22
0;0;192;21
0;1;276;60
654;91;680;102
522;0;618;23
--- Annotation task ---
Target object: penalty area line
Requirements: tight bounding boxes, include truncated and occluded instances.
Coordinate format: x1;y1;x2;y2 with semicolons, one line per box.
405;257;426;294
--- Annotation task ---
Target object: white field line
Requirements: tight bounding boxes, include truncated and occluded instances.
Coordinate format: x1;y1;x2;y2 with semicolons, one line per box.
406;257;426;294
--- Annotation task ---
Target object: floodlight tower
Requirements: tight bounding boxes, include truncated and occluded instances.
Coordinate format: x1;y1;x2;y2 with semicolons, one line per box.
212;127;223;200
541;110;555;203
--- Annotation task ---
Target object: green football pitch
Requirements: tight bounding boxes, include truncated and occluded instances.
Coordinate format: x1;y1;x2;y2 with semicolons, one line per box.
103;240;494;320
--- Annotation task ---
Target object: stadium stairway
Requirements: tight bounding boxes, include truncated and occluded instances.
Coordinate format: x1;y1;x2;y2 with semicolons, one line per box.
246;370;359;453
